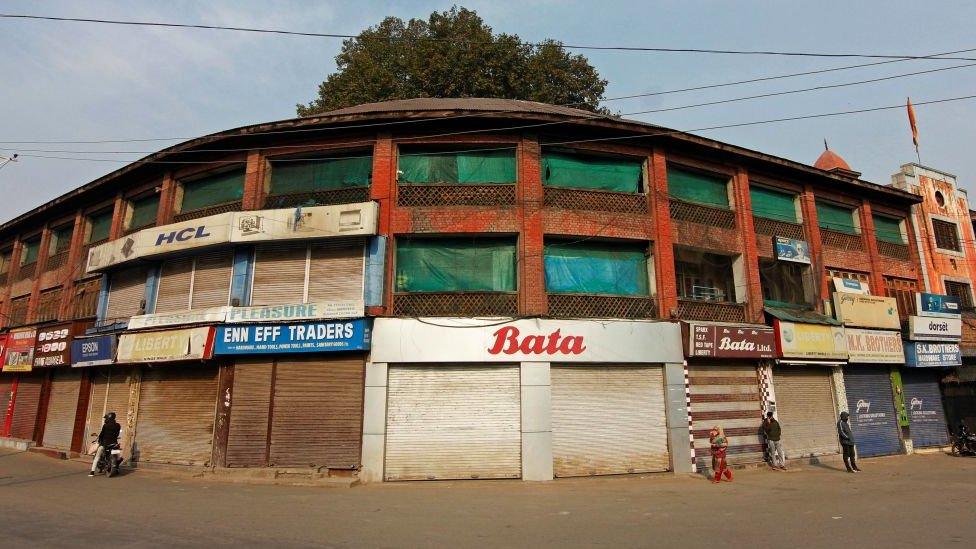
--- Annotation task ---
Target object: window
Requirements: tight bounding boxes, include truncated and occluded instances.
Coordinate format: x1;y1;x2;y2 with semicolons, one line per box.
35;287;62;323
268;155;372;200
398;149;515;185
180;169;245;213
73;277;101;319
542;151;643;193
544;241;649;296
932;218;961;251
884;277;918;318
0;249;12;283
667;167;730;208
48;225;73;256
816;201;858;234
154;251;234;313
674;248;735;302
944;280;974;310
9;295;28;325
395;238;516;292
760;259;810;305
873;214;906;244
20;238;40;266
127;194;159;231
249;241;365;306
750;186;798;223
87;210;113;244
826;268;870;292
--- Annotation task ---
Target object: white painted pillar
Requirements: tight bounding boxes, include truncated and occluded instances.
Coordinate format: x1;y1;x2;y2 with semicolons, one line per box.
520;361;553;481
360;361;388;484
663;361;695;473
831;366;849;414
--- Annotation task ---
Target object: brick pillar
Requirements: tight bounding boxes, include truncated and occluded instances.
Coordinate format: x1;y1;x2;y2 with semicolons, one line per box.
242;150;265;210
904;210;928;291
157;172;176;225
858;201;885;295
731;167;764;322
649;149;677;319
371;134;395;317
800;186;827;310
58;210;87;319
26;225;52;323
108;192;126;240
519;135;546;317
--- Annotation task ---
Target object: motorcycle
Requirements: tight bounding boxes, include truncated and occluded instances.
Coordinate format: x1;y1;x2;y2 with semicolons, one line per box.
91;434;123;477
950;424;976;457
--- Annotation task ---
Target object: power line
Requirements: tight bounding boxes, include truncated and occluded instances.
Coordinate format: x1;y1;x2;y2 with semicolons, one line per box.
4;13;976;61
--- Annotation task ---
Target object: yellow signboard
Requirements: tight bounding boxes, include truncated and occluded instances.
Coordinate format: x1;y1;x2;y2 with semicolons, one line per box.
846;328;905;363
775;321;847;360
832;293;900;329
116;327;214;363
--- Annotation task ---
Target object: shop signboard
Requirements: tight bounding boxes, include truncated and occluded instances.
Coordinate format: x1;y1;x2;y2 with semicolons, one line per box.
33;322;76;367
127;307;230;330
71;334;117;367
832;277;870;295
683;322;775;358
845;328;904;363
224;301;365;323
832;293;900;329
774;237;811;264
2;328;37;372
903;341;961;368
0;333;8;364
213;318;371;355
915;292;961;318
116;326;214;363
774;320;848;360
371;318;684;364
907;316;962;341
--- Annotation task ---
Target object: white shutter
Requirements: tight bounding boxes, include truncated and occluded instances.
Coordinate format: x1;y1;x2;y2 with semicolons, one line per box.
105;267;146;320
250;244;307;305
134;366;218;466
551;366;669;477
774;368;840;458
307;241;364;302
154;257;193;313
385;365;521;481
86;370;132;454
190;250;233;309
41;369;82;450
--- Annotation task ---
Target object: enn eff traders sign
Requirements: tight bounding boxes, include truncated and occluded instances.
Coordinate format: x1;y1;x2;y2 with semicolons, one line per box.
213;319;371;355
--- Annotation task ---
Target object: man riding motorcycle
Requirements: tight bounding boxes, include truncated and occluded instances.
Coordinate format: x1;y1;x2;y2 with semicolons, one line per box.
89;412;122;477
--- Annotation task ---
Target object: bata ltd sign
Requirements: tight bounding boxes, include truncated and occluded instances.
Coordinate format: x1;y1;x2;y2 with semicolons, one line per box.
370;318;683;364
682;322;775;359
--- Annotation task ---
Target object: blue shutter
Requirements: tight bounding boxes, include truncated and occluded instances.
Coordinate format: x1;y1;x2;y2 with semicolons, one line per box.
901;369;949;447
843;366;903;457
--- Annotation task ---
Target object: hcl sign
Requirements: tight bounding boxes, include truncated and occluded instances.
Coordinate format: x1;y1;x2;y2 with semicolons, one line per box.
155;226;211;246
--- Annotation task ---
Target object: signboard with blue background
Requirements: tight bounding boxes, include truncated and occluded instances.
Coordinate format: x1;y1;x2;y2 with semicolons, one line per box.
903;341;962;368
774;237;811;264
915;292;961;318
214;318;371;355
71;334;117;367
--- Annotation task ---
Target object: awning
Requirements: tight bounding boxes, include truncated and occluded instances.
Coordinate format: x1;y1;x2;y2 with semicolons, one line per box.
764;302;841;326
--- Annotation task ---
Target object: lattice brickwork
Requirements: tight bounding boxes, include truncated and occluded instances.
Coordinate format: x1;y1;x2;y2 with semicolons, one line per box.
753;217;804;239
35;288;63;323
9;297;28;326
669;200;736;229
266;187;370;209
547;294;657;319
173;201;243;222
0;272;8;286
44;250;69;272
877;240;910;260
821;229;865;251
676;299;747;323
73;277;101;319
397;185;517;207
15;262;36;282
393;292;518;317
543;188;648;214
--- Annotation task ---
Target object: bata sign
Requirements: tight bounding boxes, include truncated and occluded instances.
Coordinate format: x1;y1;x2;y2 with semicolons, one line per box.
682;322;775;358
845;328;904;363
370;318;683;364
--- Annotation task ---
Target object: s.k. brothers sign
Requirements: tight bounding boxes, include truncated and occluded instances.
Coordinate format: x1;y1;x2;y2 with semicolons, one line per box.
682;322;775;359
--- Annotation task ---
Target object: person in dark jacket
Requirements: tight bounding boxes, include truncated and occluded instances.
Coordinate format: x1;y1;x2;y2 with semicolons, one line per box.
837;411;860;473
762;411;786;470
89;412;122;477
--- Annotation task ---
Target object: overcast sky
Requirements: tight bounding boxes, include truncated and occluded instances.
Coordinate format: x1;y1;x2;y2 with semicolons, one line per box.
2;0;975;223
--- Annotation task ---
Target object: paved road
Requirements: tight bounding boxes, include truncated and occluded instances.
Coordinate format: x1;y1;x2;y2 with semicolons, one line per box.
1;449;974;548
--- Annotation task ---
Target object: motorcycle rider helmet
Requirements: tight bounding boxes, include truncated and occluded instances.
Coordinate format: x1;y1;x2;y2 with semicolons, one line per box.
104;412;116;422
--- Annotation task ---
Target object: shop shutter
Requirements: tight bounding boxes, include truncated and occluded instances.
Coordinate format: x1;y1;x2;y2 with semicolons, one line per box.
41;369;82;450
0;377;13;435
225;360;273;467
190;250;233;309
134;366;218;466
250;244;307;305
105;267;147;320
153;257;193;313
551;366;669;477
269;357;365;467
688;364;763;470
773;368;840;458
385;365;521;481
9;373;44;440
902;369;949;448
307;241;364;303
85;370;132;454
843;366;902;457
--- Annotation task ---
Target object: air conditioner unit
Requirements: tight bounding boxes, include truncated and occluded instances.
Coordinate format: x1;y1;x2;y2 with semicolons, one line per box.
692;285;725;301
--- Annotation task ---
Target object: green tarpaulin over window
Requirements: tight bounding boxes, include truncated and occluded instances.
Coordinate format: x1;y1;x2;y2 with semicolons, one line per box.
21;239;40;265
270;156;372;195
667;167;730;208
398;150;516;185
181;170;245;212
87;211;113;243
816;201;857;234
396;238;516;292
750;186;797;223
541;152;642;192
544;241;649;295
873;214;904;243
129;195;159;230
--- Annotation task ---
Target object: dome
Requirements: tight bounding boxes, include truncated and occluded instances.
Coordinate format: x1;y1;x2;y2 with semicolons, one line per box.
814;149;852;172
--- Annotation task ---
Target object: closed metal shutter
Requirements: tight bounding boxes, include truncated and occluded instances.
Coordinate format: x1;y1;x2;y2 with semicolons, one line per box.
225;360;273;467
773;368;840;458
0;377;12;434
843;366;902;457
269;357;364;467
385;365;521;481
902;369;949;447
9;373;44;440
250;244;307;305
85;370;132;454
688;363;763;470
191;251;233;309
551;365;669;477
154;257;193;313
134;366;218;466
307;241;364;302
41;369;82;450
105;267;146;320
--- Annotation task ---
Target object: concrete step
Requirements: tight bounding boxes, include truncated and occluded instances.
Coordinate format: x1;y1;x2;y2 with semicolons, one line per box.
0;437;34;451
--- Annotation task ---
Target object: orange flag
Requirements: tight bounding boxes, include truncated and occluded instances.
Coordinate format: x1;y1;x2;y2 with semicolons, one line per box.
907;97;919;150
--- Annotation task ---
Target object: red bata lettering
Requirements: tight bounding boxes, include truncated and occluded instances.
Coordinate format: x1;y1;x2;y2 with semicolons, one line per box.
487;327;586;355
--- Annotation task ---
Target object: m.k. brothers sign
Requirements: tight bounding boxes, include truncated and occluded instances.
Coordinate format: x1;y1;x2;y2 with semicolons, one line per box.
682;322;775;359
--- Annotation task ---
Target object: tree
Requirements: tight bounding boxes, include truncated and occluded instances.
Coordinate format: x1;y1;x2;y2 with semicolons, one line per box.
296;7;608;116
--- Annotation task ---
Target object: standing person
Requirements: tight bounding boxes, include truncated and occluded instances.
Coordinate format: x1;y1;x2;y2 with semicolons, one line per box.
709;426;733;483
763;411;787;470
837;411;861;473
89;412;122;477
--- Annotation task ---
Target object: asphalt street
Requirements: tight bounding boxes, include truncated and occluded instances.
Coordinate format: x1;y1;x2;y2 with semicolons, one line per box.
0;449;974;548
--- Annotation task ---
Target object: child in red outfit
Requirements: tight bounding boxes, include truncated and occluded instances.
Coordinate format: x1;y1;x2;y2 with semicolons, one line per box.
709;425;733;483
